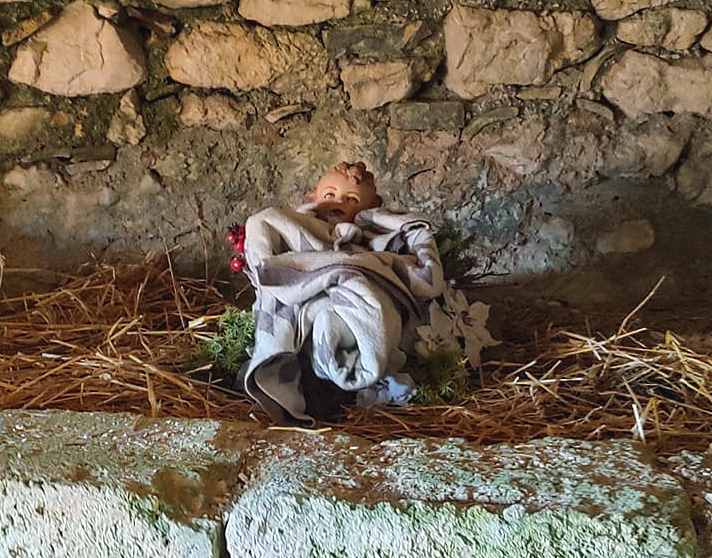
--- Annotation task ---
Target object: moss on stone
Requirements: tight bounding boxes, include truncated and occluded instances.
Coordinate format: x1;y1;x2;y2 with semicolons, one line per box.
0;0;67;30
227;434;698;557
0;81;119;160
143;95;181;145
227;492;697;558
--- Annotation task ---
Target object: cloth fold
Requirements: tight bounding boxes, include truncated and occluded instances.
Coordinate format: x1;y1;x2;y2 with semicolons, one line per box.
242;206;445;425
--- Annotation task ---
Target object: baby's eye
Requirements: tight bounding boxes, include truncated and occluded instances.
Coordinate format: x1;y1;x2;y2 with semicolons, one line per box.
346;196;360;205
323;192;335;200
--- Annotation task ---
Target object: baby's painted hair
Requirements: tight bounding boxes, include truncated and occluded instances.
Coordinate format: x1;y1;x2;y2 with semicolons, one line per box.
332;161;376;191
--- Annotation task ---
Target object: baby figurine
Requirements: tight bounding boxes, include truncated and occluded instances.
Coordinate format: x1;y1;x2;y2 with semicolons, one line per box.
304;161;382;225
227;161;382;271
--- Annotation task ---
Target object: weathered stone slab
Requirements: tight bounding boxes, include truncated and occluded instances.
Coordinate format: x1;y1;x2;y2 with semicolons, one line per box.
444;6;600;99
602;51;712;118
324;20;431;58
107;89;146;146
617;8;708;50
676;129;712;207
389;101;464;131
239;0;362;26
0;410;247;557
227;435;697;557
667;450;712;557
576;98;615;121
580;43;623;92
154;0;225;8
179;92;253;131
591;0;676;20
0;409;699;558
463;106;520;139
702;30;712;52
8;1;146;97
517;85;562;100
386;128;460;194
165;21;329;96
604;113;693;177
460;109;691;191
341;60;435;110
469;115;548;179
64;159;113;175
265;103;312;123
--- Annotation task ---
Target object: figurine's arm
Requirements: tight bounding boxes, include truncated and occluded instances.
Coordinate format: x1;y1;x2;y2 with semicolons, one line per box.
295;202;320;215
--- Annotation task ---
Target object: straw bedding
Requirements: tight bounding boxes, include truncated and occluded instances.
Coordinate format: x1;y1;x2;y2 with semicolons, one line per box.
1;257;711;455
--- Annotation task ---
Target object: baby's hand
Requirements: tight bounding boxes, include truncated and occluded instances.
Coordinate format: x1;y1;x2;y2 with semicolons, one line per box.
333;222;362;250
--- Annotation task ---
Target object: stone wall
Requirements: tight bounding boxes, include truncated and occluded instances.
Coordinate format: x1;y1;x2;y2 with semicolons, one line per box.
1;0;712;301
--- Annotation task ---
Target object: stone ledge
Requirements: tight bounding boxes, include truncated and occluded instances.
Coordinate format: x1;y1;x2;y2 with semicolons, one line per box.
667;450;712;557
0;410;702;557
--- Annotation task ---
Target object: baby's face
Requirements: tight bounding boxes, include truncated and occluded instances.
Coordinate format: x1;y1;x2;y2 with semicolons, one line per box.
310;170;380;223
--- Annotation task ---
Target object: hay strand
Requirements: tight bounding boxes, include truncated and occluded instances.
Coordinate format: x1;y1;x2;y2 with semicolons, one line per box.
1;261;711;455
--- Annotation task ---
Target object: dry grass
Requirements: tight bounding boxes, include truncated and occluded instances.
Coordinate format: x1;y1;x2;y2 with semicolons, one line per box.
0;256;254;420
2;259;711;455
341;326;712;455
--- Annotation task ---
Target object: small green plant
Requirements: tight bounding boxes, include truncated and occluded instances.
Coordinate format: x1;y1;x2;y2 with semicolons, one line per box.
434;222;479;283
409;349;471;405
201;307;255;374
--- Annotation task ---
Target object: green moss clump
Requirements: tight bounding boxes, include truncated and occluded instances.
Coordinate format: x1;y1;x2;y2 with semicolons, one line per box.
409;349;470;405
434;222;478;283
200;307;255;375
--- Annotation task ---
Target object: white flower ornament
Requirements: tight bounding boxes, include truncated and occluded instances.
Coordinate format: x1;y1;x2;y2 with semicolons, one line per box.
444;286;501;367
415;301;460;358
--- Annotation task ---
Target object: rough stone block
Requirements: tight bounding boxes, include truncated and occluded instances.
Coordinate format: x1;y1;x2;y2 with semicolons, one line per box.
516;86;562;101
602;51;712;118
165;21;329;96
179;93;253;131
702;29;712;52
462;106;520;138
667;450;712;557
0;409;699;558
239;0;354;26
155;0;225;7
8;1;146;96
676;130;712;206
323;21;431;58
444;6;600;99
107;90;146;146
385;128;460;194
591;0;676;21
0;410;242;558
576;98;615;121
227;436;697;557
616;8;708;50
341;61;435;110
389;101;464;131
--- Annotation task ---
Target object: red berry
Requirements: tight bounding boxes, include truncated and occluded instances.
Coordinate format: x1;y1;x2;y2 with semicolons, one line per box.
226;231;238;244
237;226;246;240
235;237;245;253
230;256;245;273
